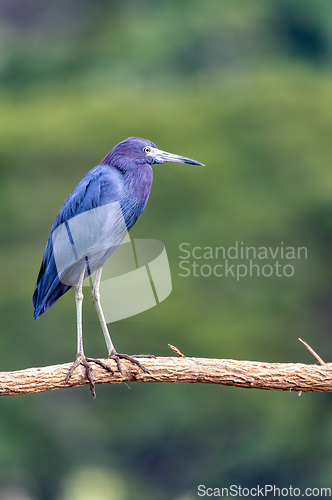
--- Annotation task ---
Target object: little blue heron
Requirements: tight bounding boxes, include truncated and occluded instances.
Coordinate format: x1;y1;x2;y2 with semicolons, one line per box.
33;137;203;396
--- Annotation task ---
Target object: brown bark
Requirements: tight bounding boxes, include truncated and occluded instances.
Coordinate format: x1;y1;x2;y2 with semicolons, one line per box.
1;356;332;396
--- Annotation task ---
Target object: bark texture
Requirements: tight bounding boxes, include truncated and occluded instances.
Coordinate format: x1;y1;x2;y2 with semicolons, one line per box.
0;356;332;396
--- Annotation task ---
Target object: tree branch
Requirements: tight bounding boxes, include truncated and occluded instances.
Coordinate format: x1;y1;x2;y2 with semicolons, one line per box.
1;352;332;396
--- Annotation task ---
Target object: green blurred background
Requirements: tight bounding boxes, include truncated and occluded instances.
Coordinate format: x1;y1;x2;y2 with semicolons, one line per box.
1;0;332;498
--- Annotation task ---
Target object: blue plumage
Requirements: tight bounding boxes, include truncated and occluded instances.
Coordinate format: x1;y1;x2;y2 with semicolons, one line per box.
33;142;153;318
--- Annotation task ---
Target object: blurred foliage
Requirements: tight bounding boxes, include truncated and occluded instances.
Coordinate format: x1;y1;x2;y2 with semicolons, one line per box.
1;0;332;499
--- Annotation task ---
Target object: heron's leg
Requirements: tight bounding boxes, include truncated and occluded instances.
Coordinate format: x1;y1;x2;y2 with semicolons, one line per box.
66;269;113;398
92;266;153;375
91;266;114;354
66;270;91;383
76;270;85;356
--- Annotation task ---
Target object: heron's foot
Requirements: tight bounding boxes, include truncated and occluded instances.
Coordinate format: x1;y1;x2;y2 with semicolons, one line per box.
108;349;152;375
65;354;114;398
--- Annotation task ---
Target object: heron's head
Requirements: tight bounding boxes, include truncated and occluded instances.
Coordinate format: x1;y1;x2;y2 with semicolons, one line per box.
102;137;204;170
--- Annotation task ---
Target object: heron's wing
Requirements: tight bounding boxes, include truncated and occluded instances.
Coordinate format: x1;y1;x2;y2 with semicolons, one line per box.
33;165;125;319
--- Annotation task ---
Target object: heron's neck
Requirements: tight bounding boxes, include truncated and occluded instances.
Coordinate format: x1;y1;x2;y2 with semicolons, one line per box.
125;165;153;201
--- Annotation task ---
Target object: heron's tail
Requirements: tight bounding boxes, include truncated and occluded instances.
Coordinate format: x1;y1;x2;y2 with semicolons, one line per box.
33;239;72;319
33;277;71;319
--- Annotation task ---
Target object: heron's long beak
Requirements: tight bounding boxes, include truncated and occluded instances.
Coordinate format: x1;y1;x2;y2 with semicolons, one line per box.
149;147;204;166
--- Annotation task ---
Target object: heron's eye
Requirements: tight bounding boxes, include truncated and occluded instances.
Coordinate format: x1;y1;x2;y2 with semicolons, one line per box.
144;146;151;154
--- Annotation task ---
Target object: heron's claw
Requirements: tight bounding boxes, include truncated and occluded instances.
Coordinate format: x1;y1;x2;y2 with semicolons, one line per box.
65;354;113;398
108;349;152;375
